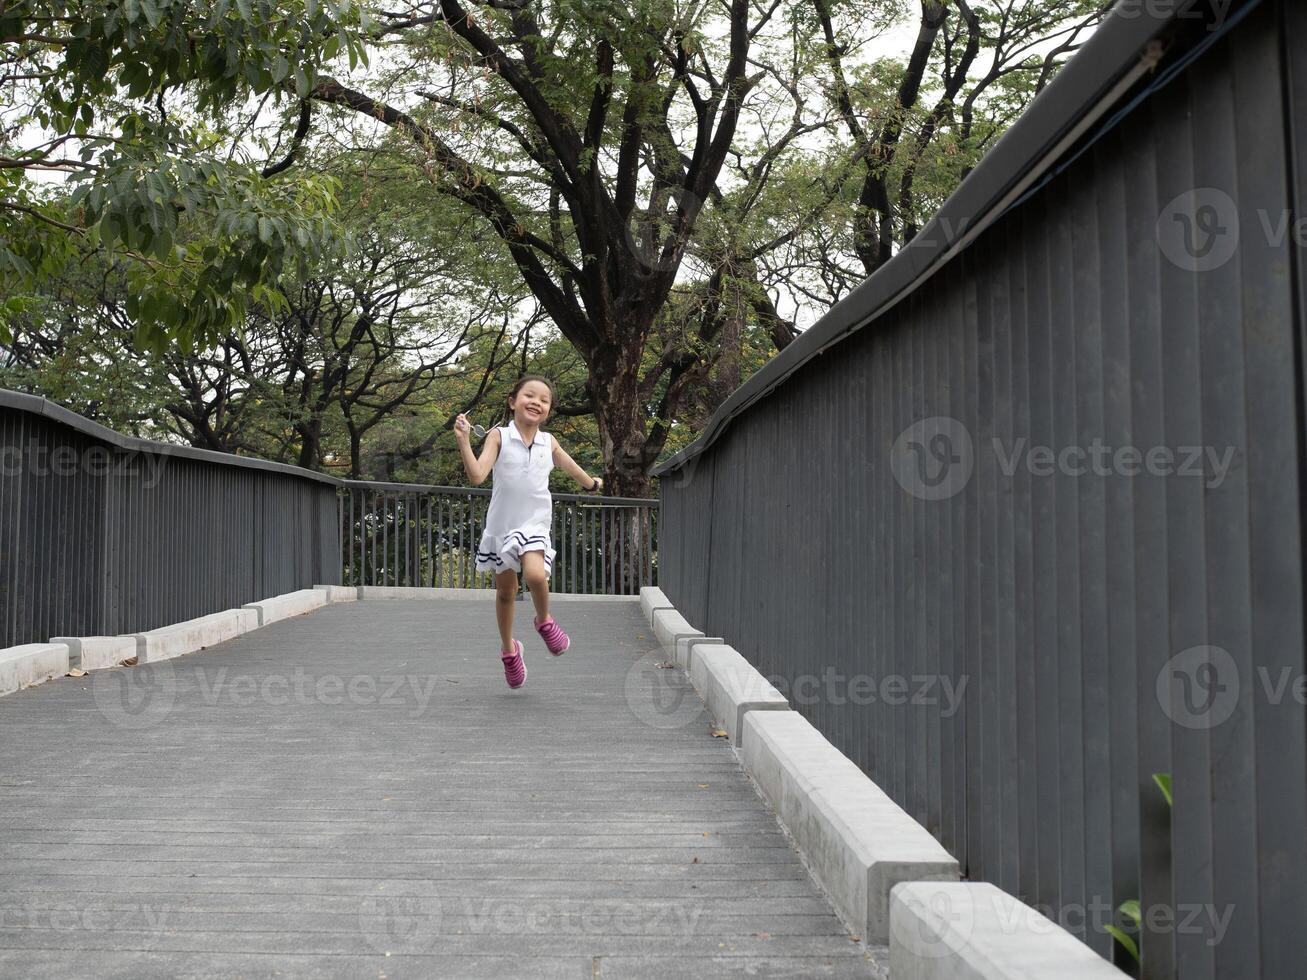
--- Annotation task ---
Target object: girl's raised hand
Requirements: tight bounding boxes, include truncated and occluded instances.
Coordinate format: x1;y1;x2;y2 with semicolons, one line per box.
454;413;471;442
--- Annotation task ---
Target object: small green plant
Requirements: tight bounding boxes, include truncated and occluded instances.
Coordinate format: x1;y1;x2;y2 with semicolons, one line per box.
1106;900;1142;963
1106;774;1172;967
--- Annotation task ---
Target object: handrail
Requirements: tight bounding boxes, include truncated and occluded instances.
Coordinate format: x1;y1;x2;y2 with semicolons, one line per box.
0;388;341;487
340;478;658;507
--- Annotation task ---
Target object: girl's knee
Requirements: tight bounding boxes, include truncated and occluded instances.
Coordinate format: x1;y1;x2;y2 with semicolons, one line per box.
523;569;548;591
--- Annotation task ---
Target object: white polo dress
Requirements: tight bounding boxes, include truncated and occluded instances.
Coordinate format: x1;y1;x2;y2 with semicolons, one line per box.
474;420;556;576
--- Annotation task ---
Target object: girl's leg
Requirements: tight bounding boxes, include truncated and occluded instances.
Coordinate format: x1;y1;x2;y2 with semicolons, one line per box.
521;551;550;624
494;569;518;651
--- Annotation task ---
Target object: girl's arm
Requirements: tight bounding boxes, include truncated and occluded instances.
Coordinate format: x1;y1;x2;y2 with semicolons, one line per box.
454;415;501;485
552;439;603;492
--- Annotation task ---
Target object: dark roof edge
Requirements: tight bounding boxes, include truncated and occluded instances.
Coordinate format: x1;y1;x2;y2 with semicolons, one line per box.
652;1;1188;478
0;388;344;487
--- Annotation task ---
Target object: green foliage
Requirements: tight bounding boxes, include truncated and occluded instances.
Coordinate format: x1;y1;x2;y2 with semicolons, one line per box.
0;0;370;348
1105;901;1142;965
1108;774;1174;968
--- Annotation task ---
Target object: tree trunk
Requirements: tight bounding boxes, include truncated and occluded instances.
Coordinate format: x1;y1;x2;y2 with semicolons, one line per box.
590;341;653;499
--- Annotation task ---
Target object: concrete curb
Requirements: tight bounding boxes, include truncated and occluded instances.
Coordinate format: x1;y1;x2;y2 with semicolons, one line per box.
314;584;360;602
639;586;674;623
547;593;640;603
651;607;702;652
742;710;960;944
688;644;789;746
242;588;329;627
49;636;135;671
132;608;259;664
358;586;489;600
0;643;69;696
3;583;643;699
674;635;723;669
354;586;639;602
890;881;1130;979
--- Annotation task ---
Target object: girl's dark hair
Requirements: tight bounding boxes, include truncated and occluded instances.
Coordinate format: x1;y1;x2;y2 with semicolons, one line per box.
505;374;556;422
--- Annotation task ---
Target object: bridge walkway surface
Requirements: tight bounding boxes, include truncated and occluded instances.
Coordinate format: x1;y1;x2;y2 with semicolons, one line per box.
0;598;887;979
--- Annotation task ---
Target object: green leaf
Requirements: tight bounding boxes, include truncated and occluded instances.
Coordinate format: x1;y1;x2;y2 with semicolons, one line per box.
1105;925;1139;964
1118;900;1141;926
1152;773;1173;808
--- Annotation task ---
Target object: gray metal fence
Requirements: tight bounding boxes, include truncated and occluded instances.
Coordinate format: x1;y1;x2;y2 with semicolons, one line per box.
0;391;340;646
654;3;1305;978
339;481;658;594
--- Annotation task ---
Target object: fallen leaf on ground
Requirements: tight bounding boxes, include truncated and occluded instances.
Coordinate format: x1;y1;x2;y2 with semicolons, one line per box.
710;729;728;738
655;661;675;669
67;668;87;677
697;783;710;788
120;657;139;667
636;634;645;640
692;856;700;864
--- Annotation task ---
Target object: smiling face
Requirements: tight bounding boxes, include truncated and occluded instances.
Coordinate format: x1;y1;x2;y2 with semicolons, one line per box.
509;379;553;427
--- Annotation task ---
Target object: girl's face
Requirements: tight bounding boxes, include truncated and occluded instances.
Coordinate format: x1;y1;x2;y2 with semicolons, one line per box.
510;381;552;426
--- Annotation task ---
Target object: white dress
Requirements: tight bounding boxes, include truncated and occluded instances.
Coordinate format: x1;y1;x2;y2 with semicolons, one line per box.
474;420;556;576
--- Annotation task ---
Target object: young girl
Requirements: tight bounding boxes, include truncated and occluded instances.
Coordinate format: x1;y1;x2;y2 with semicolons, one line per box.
454;375;604;689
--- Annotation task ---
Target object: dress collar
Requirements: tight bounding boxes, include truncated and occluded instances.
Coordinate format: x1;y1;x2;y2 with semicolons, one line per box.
507;419;543;446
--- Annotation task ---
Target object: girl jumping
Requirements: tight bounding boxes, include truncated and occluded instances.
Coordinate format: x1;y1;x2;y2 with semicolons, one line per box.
453;375;604;689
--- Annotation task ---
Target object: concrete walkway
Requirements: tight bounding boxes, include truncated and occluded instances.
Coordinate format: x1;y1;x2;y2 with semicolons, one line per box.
0;598;886;979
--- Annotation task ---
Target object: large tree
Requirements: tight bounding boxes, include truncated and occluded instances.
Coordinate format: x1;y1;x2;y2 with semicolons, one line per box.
306;0;1108;493
308;0;806;495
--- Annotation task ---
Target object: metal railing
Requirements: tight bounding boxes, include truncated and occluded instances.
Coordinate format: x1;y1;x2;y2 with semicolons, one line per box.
0;391;340;647
339;481;658;594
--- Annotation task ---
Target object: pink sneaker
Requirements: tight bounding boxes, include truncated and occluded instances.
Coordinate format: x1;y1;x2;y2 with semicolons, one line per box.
501;640;526;688
535;615;570;656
